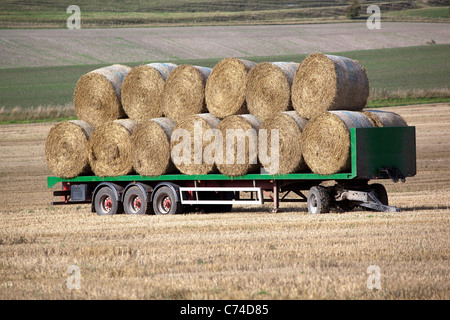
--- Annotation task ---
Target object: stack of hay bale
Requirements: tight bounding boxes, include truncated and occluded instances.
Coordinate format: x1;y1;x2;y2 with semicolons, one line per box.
46;53;408;179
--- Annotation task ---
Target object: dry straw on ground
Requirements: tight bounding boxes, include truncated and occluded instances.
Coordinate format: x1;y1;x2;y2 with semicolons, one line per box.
246;62;300;122
131;117;177;176
363;110;408;127
161;65;211;122
205;58;257;119
217;114;261;176
292;53;369;120
74;64;132;127
260;111;308;175
121;63;177;122
301;111;374;175
88;119;137;177
45;120;94;178
170;113;220;175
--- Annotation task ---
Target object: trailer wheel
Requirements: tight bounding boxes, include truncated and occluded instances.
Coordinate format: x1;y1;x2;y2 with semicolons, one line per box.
123;186;152;215
307;186;331;214
370;184;389;206
152;186;182;215
94;187;123;216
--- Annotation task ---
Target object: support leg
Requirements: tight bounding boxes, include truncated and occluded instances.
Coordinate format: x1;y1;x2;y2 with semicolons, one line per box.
272;181;279;213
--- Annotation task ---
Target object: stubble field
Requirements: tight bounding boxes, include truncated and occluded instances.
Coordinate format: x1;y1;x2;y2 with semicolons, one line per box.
0;103;449;300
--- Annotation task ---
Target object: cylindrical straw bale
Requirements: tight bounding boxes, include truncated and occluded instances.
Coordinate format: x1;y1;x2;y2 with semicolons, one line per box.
121;63;177;122
216;114;261;176
161;65;212;122
259;111;308;175
170;113;220;175
292;53;369;119
246;62;300;122
45;120;94;178
88;119;137;177
131;117;177;176
74;64;132;127
205;58;257;119
301;111;374;175
362;110;408;127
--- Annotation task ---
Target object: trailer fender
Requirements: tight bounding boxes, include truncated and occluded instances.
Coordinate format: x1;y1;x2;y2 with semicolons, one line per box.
122;182;153;203
91;182;124;213
151;182;181;203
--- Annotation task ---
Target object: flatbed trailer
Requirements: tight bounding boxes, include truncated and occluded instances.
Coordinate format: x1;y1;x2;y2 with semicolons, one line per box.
47;127;416;215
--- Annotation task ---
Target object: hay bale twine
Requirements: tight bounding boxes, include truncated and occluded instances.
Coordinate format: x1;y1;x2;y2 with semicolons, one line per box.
362;110;408;127
205;58;257;119
301;111;374;175
121;63;177;122
259;111;308;175
170;113;220;175
45;120;94;178
131;117;177;176
74;64;132;127
292;53;369;119
88;119;137;177
246;62;299;122
217;114;261;176
161;65;212;122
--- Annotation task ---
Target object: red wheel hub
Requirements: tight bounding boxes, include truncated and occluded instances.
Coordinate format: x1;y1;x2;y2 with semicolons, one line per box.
163;197;172;212
133;196;142;211
103;196;113;212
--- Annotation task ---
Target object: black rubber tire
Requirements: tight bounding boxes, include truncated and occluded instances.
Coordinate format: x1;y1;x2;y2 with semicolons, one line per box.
94;187;123;216
370;183;389;206
152;186;182;215
123;186;152;215
307;186;331;214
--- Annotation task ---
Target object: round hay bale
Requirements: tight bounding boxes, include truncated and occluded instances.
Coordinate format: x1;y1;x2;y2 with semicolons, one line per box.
362;110;408;127
205;58;257;119
131;117;177;176
45;120;94;178
170;113;220;175
246;62;300;122
74;64;132;127
217;114;261;176
292;53;369;119
88;119;137;177
161;65;212;123
301;111;374;175
260;111;308;175
121;63;177;122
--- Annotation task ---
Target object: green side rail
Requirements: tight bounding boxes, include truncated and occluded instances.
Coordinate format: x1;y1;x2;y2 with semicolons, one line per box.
47;126;416;189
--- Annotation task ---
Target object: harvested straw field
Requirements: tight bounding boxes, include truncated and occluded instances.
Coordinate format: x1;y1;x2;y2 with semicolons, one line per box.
121;63;177;122
0;103;449;300
205;58;257;119
88;119;137;177
292;53;369;120
1;23;449;69
246;62;299;122
73;64;131;127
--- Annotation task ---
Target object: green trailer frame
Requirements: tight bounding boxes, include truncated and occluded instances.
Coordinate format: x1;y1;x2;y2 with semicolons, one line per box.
47;127;416;215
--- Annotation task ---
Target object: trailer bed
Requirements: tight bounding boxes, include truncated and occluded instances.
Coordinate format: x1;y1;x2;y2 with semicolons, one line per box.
47;127;416;215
